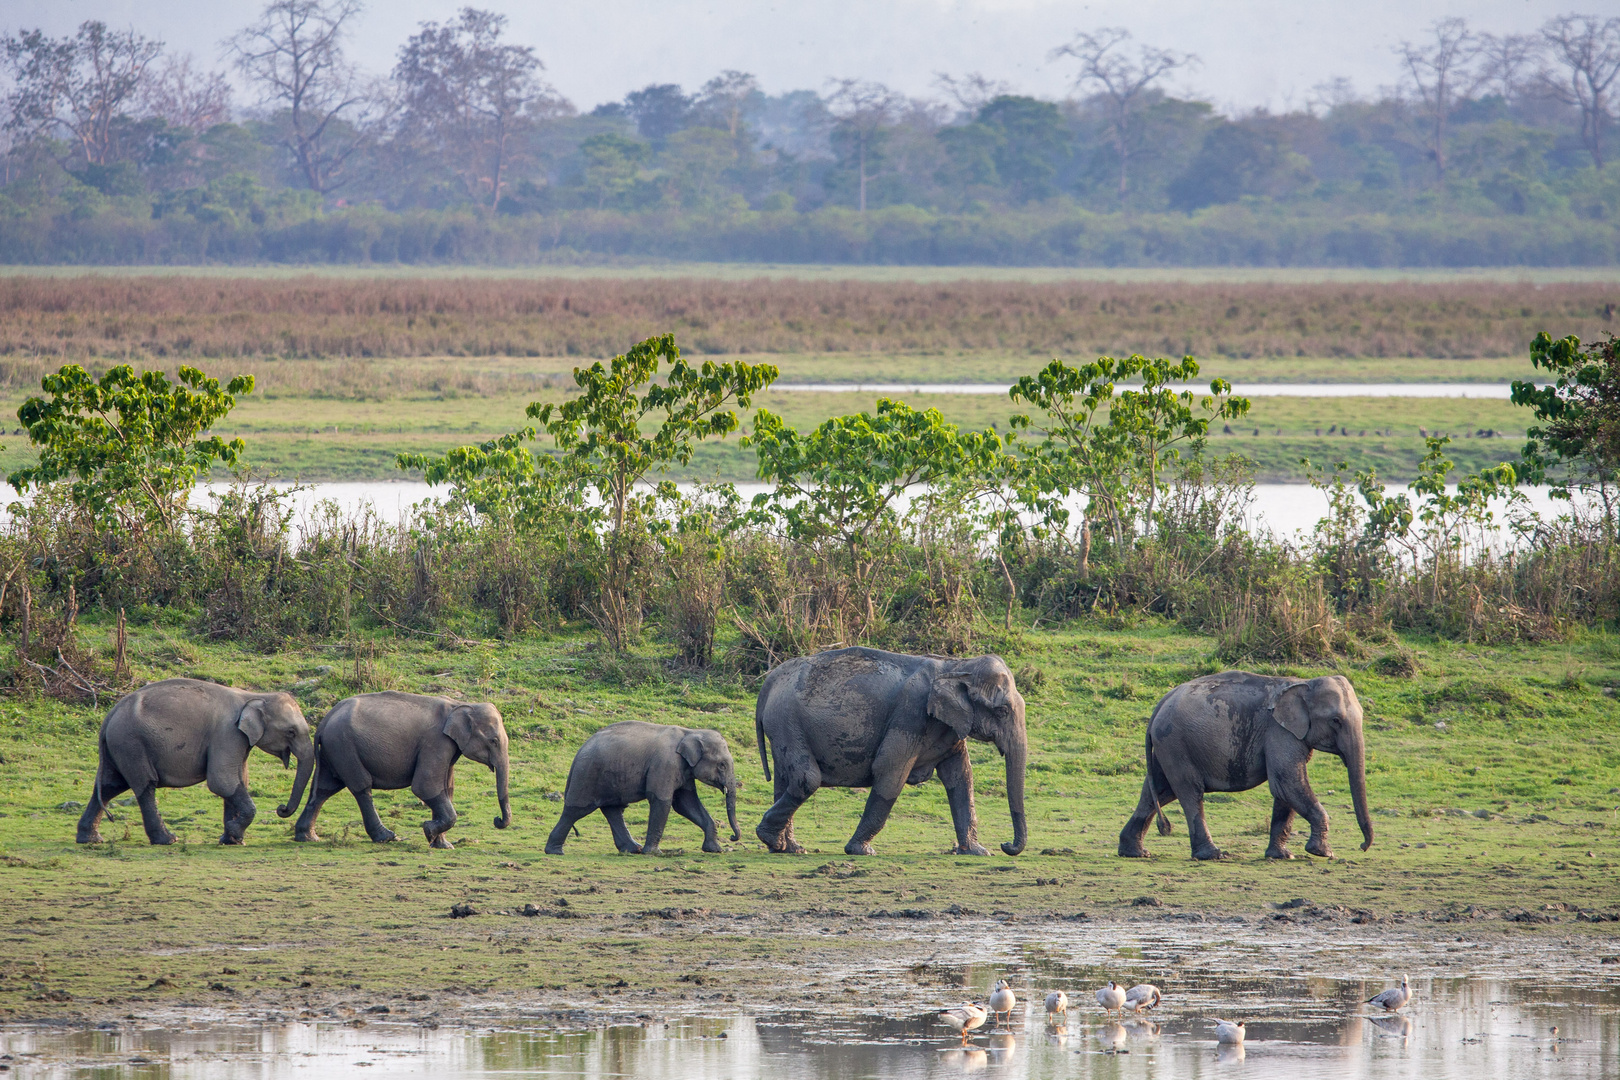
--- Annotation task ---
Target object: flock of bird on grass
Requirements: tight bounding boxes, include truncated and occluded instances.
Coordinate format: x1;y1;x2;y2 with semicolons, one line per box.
935;973;1414;1057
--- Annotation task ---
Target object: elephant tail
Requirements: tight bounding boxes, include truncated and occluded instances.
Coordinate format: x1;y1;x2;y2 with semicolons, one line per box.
755;692;771;782
1146;729;1173;837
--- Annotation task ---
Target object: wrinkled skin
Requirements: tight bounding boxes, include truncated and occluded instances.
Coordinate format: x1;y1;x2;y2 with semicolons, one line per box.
753;647;1028;857
76;678;313;846
294;692;510;850
1118;671;1374;861
546;720;738;855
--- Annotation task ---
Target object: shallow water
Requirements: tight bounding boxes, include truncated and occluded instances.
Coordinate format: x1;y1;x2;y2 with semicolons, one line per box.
771;382;1525;398
3;971;1615;1080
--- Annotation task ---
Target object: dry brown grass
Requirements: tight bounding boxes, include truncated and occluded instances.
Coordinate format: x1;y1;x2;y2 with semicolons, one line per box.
0;276;1614;370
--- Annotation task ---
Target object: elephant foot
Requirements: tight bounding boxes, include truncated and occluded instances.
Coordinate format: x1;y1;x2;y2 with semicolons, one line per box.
429;835;455;850
294;830;319;843
149;830;177;846
76;830;103;845
544;843;566;855
755;823;804;854
219;831;247;845
423;823;454;849
1117;838;1151;857
953;841;991;856
1305;838;1333;858
1265;845;1295;860
617;842;644;855
1191;844;1226;861
368;828;398;843
701;839;722;854
845;839;876;856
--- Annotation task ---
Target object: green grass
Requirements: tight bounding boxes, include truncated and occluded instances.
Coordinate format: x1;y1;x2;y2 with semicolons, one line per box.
2;615;1617;1018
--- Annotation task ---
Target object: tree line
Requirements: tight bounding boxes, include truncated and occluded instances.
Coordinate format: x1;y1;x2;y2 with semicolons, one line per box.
1;6;1619;264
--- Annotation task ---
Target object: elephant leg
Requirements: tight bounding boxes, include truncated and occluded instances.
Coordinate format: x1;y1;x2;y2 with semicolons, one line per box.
642;797;673;855
937;744;989;856
601;806;642;854
1269;759;1331;857
1265;797;1297;860
293;768;346;842
136;786;175;846
757;754;819;854
546;805;596;855
353;788;396;843
422;795;458;849
219;787;257;845
1179;789;1224;860
76;769;129;845
672;786;721;853
845;791;897;856
1118;776;1170;858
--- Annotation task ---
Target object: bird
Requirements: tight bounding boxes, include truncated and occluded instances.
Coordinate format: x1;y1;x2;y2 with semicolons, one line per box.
1096;981;1126;1017
1044;990;1068;1019
938;1003;989;1044
1366;974;1412;1012
1125;984;1162;1012
988;979;1016;1025
1214;1018;1246;1045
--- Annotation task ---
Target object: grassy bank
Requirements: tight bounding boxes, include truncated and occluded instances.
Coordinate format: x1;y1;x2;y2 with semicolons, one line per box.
1;618;1617;1019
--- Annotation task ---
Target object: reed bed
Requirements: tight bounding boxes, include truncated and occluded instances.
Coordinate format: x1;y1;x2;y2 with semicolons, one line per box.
0;277;1613;367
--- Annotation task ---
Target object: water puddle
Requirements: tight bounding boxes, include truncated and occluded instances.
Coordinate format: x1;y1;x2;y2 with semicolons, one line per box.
5;967;1614;1078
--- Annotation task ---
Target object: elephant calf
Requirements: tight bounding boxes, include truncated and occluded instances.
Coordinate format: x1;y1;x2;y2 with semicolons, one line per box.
294;691;511;849
1118;671;1374;861
546;720;739;855
77;678;314;846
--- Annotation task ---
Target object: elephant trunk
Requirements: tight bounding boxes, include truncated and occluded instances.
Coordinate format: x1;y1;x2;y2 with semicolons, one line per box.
999;723;1028;856
277;734;315;818
1340;728;1374;852
493;746;511;830
725;781;739;842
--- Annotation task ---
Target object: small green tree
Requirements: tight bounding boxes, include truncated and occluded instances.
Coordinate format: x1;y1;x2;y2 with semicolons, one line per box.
10;364;254;531
1511;331;1620;514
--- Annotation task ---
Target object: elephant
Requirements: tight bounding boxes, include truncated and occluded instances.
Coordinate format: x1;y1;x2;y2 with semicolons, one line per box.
753;647;1028;857
545;720;738;855
1117;671;1374;861
293;691;511;849
75;678;314;846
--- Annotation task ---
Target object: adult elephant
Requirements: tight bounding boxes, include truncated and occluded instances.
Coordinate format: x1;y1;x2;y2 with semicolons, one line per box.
754;647;1027;857
545;720;739;855
293;692;510;849
76;678;313;846
1117;671;1374;861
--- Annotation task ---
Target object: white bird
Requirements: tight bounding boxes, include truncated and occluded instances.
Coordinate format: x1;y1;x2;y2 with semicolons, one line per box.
938;1003;989;1044
1214;1018;1246;1045
1366;974;1413;1012
1044;990;1068;1018
1096;981;1126;1017
988;979;1016;1024
1125;983;1163;1012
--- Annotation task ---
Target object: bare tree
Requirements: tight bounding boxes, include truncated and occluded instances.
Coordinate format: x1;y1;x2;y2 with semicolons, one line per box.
695;70;758;137
1;21;163;166
1050;28;1197;207
1538;14;1620;171
1477;32;1541;102
1396;18;1484;181
139;53;233;130
396;8;559;213
932;71;1012;117
226;0;376;194
825;78;902;212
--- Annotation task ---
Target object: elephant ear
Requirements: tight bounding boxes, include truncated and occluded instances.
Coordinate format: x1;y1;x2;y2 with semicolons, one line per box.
927;674;975;740
677;731;705;769
443;705;476;755
1270;683;1310;741
237;700;267;747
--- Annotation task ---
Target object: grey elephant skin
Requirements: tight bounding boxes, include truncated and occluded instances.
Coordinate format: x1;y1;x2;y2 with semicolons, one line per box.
294;691;511;849
1118;671;1374;860
546;720;739;855
753;647;1028;857
76;678;314;846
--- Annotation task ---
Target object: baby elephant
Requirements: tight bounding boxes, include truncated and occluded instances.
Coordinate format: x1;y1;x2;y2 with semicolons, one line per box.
546;720;739;855
294;691;511;849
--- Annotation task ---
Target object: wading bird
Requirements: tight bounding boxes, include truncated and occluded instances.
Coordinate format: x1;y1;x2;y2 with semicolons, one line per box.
1214;1018;1246;1045
1366;974;1412;1012
988;980;1016;1025
1096;981;1126;1017
1125;984;1162;1012
1044;990;1068;1018
938;1003;989;1044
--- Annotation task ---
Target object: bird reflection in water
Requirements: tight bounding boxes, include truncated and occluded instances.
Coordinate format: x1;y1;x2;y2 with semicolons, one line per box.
1216;1043;1247;1064
941;1046;988;1072
986;1031;1016;1065
1368;1014;1413;1042
1124;1018;1161;1042
1095;1021;1129;1053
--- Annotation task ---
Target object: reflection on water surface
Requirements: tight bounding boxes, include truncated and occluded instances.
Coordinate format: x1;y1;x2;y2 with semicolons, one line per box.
5;971;1615;1079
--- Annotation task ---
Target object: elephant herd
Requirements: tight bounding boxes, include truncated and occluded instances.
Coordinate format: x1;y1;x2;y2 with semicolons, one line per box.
74;646;1374;861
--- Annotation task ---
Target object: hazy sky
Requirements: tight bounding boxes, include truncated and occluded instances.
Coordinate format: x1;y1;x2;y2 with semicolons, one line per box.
7;0;1579;114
